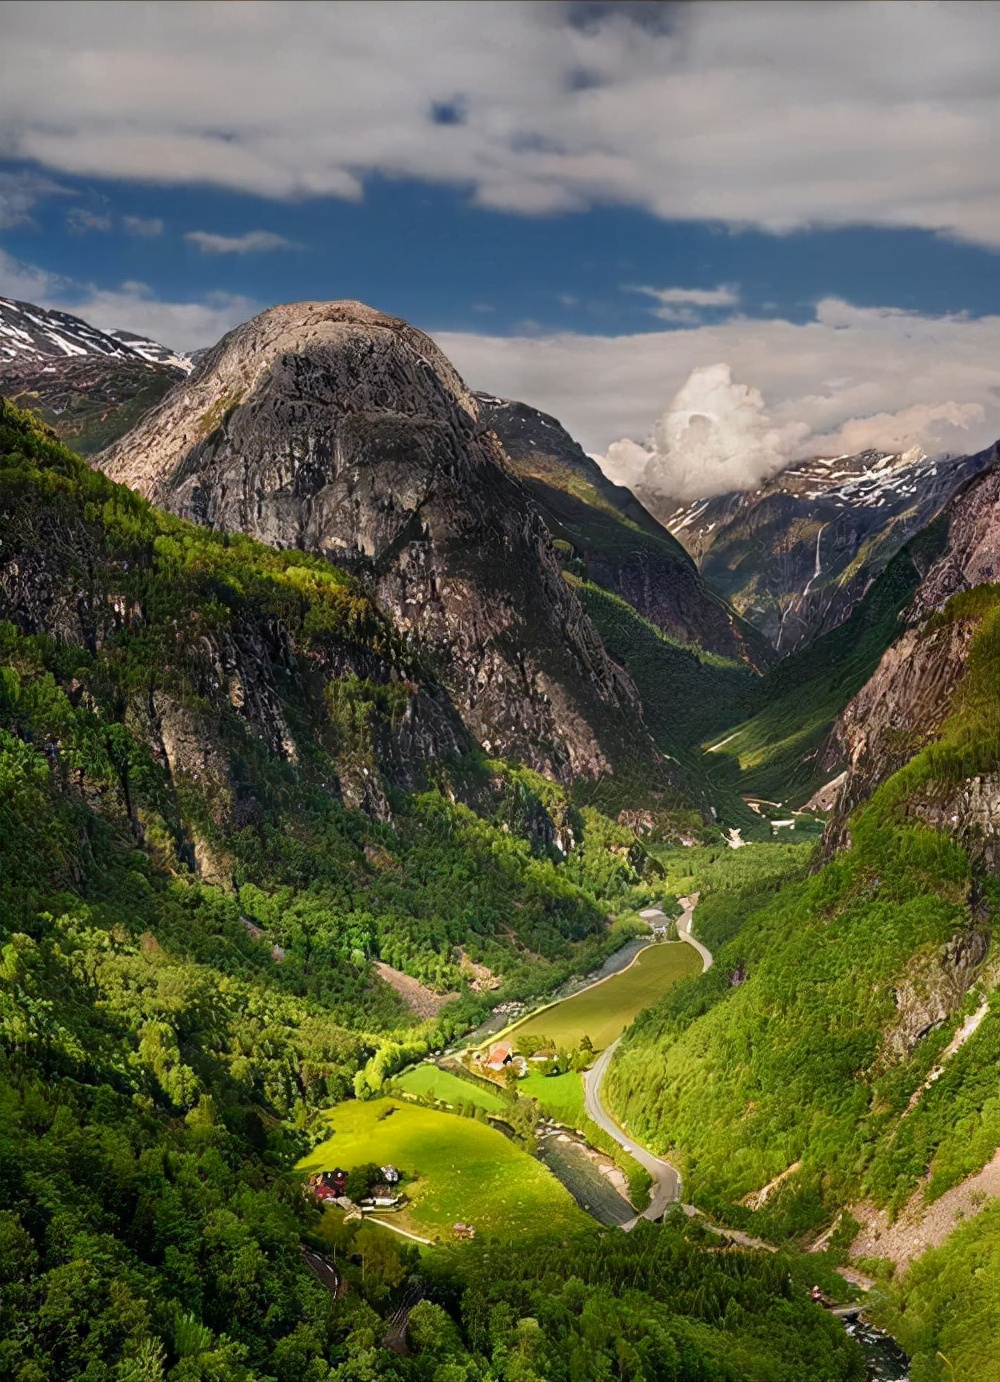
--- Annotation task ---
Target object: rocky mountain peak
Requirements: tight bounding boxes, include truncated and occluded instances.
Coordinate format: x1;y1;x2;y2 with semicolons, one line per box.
97;300;655;784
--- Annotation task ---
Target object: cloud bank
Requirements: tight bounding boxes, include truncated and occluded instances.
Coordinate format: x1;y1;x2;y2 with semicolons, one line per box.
0;1;996;245
603;364;810;501
436;299;1000;499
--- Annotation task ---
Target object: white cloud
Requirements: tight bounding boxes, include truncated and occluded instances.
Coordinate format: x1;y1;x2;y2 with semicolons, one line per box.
435;299;1000;499
603;364;809;500
122;215;164;236
0;248;256;352
628;284;741;327
635;285;740;308
0;1;995;244
185;229;297;255
67;207;112;233
0;168;69;228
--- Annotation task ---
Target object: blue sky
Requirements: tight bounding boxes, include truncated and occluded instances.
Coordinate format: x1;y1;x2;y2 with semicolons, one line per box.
4;167;999;340
0;0;997;483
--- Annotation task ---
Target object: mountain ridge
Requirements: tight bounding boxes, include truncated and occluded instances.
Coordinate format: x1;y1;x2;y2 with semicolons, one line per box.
653;441;998;651
95;300;663;788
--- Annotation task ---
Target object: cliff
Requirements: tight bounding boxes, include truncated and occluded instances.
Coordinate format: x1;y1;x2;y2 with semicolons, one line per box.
823;461;1000;867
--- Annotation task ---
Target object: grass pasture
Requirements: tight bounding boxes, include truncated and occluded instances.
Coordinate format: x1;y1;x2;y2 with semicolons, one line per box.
300;1098;588;1243
395;1063;505;1112
500;941;702;1052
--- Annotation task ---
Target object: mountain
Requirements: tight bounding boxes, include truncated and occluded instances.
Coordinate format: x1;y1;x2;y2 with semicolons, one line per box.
822;459;1000;863
606;462;999;1376
0;296;190;455
0;398;653;981
96;301;661;788
475;393;770;669
655;443;998;652
0;294;190;369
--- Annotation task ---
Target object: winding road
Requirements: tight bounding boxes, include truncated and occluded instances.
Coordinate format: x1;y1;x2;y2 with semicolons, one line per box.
582;894;711;1230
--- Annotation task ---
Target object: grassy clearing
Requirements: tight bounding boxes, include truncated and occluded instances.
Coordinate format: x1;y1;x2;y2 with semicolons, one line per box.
500;941;702;1052
395;1063;505;1112
300;1098;588;1243
518;1068;587;1126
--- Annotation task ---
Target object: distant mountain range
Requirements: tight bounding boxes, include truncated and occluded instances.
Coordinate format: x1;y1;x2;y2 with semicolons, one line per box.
0;297;191;455
0;295;192;369
655;444;997;651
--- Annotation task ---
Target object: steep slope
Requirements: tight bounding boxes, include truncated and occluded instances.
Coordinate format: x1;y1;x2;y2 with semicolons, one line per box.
0;353;184;456
702;516;950;807
658;443;998;651
1;399;660;998
476;393;769;668
97;301;658;787
606;465;999;1274
823;461;1000;863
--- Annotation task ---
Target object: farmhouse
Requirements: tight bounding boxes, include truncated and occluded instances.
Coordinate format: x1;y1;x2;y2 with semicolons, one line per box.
310;1167;347;1203
453;1222;476;1240
380;1164;400;1185
482;1042;513;1071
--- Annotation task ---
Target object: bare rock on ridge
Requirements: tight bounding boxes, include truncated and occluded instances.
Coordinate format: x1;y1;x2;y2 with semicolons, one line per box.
98;300;653;784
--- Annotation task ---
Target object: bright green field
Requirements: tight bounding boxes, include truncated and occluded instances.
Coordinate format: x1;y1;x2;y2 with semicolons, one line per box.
501;941;702;1052
300;1098;588;1242
395;1063;505;1112
518;1069;587;1126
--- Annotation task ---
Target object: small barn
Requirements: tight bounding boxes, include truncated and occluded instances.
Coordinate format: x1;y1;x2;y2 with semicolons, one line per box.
482;1042;513;1071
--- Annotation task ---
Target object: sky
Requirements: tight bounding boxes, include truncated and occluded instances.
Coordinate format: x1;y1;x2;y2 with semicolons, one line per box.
0;0;997;497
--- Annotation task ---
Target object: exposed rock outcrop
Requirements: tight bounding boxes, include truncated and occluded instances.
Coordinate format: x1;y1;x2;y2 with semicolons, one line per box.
97;301;657;784
822;459;1000;860
883;913;991;1061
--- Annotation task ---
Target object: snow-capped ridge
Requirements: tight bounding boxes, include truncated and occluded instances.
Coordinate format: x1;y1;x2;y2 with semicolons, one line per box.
0;297;192;372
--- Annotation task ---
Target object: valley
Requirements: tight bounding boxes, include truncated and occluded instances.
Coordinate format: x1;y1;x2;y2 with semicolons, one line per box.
1;297;997;1382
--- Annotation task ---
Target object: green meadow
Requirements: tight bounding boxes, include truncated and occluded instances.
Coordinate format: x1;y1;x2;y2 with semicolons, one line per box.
395;1063;505;1112
499;941;702;1052
300;1098;588;1242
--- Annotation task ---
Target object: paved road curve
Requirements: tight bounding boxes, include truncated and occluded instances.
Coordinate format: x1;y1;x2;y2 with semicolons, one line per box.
582;894;711;1230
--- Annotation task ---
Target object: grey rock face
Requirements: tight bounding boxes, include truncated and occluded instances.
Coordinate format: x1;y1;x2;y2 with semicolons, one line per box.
97;301;652;783
822;459;1000;857
885;915;990;1060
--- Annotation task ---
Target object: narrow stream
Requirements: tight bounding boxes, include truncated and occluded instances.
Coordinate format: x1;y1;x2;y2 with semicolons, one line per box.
844;1318;909;1381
